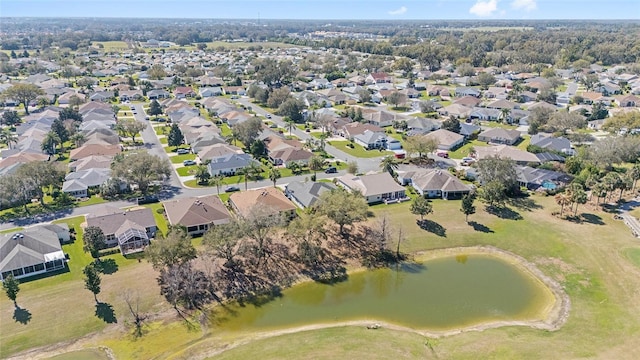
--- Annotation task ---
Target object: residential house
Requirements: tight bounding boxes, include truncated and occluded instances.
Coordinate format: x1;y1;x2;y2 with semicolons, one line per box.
336;172;406;204
207;153;259;176
163;195;232;236
469;107;501;121
0;225;69;281
477;128;522;145
85;207;157;254
460;123;481;139
68;155;113;173
284;181;337;209
474;145;540;165
69;143;121;161
199;87;223;98
119;90;144;102
362;109;401;127
366;72;392;84
438;104;472;119
197;143;243;163
424;129;464;151
516;166;572;190
62;168;111;198
454;87;481;98
174;86;196;99
530;133;574;155
615;95;640;108
147;89;170;100
337;122;384;139
406;117;440;136
229;187;297;221
397;169;471;199
454;96;482;108
353;130;388;150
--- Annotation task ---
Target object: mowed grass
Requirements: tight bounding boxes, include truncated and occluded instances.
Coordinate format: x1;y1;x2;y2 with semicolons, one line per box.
448;140;488;159
4;194;640;359
328;140;393;158
94;41;130;51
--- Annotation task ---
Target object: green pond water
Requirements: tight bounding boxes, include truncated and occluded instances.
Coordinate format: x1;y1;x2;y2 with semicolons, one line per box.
213;254;555;332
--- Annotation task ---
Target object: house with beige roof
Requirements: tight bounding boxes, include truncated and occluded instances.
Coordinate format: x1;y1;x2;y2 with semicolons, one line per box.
424;129;464;151
474;145;540;165
336;172;407;204
229;187;297;221
477;128;522;145
163;195;231;236
398;169;472;199
85;207;157;254
70;143;121;161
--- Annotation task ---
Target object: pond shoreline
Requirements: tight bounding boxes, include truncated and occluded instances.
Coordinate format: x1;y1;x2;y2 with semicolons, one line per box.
193;245;571;359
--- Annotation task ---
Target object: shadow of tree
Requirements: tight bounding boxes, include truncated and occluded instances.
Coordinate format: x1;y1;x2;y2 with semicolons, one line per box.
468;221;494;233
508;196;542;212
95;302;117;323
581;213;605;225
94;258;119;275
416;219;447;237
13;306;32;324
486;206;523;220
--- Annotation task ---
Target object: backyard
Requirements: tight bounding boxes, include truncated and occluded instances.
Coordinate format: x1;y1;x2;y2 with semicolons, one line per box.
2;194;640;359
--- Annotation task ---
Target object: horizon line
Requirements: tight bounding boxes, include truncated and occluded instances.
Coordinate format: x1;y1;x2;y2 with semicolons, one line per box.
2;16;639;21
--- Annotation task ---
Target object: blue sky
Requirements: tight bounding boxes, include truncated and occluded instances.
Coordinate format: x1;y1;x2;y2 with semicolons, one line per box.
1;0;639;19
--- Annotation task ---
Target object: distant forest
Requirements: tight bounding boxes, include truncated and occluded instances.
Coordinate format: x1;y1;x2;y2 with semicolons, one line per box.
1;18;639;69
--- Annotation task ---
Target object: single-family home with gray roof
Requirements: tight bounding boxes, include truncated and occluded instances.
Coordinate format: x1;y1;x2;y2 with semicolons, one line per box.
85;207;157;255
284;181;337;209
336;172;407;204
207;153;259;176
398;169;471;199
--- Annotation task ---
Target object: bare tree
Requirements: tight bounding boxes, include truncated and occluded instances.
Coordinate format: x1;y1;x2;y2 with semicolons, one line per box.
122;290;148;338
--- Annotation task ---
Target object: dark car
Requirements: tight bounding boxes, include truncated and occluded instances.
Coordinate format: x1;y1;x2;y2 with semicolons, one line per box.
225;186;240;192
136;195;159;205
324;167;337;174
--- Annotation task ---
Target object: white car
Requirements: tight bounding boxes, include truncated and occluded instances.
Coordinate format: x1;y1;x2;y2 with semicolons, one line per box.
183;160;196;166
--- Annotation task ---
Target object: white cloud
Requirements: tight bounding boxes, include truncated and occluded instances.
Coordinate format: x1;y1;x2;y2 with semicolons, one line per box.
469;0;499;17
388;6;407;15
511;0;537;11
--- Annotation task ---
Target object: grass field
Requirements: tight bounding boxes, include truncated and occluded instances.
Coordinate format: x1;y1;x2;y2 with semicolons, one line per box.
448;140;489;159
3;193;640;359
93;41;130;51
328;141;393;158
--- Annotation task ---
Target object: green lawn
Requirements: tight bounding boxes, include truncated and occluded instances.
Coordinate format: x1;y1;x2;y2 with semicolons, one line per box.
164;144;191;154
328;141;393;158
516;135;531;150
0;227;24;234
448;140;489;159
93;41;130;51
169;153;197;164
159;137;168;144
624;247;640;269
77;196;109;207
176;165;197;176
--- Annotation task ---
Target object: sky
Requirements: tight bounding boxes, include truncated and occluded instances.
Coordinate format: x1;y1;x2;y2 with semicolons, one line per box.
1;0;639;20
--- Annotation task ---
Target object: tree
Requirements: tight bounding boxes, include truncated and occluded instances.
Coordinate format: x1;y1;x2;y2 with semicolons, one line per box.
386;91;407;109
167;123;184;148
83;226;106;259
51;118;70;145
404;135;438;159
277;98;304;123
2;274;20;308
419;101;436;114
476;156;518;196
629;163;640;192
475;72;496;90
83;264;102;303
358;88;372;104
111;152;172;194
41;131;61;155
122;290;148;338
145;227;196;270
158;263;214;311
410;196;433;221
481;180;508;208
147;64;167;80
0;128;18;149
68;95;84;108
460;194;476;223
266;87;291;108
148;99;163;119
209;175;224;195
393;57;414;75
194;165;211;185
268;166;281;187
249;139;266;159
346;161;359;175
284;117;295;135
3;83;45;115
287;212;327;266
59;107;82;122
441;116;461;133
115;119;146;145
232;117;262;146
379;155;398;176
17;161;66;205
1;110;21;126
71;132;86;148
308;155;326;180
569;184;588;216
317;189;368;235
555;192;571;217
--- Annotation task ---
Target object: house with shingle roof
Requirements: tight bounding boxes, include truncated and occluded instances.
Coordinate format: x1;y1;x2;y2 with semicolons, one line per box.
398;169;471;199
336;172;406;204
0;225;69;281
424;129;464;150
477;128;522;145
474;145;540;165
229;187;297;221
163;195;231;236
284;181;337;209
85;207;157;255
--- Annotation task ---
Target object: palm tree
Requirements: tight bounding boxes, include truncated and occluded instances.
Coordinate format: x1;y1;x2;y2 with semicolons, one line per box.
499;108;511;124
194;165;211;185
591;182;607;207
0;128;18;149
555;192;571;217
268;166;281;187
284;117;295;136
379;155;399;176
629;164;640;192
308;155;326;180
209;175;224;194
70;132;86;148
41;131;61;155
601;172;620;204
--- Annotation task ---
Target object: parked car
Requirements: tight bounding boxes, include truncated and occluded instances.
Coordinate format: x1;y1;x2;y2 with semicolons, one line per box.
436;151;449;158
461;157;475;166
136;195;159;205
394;153;406;159
176;148;190;155
225;186;240;192
145;116;150;120
183;160;196;166
325;167;337;174
266;114;272;119
268;123;277;128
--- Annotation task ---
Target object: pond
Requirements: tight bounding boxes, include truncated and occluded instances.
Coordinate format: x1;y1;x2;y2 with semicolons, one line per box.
213;253;557;332
47;349;110;360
